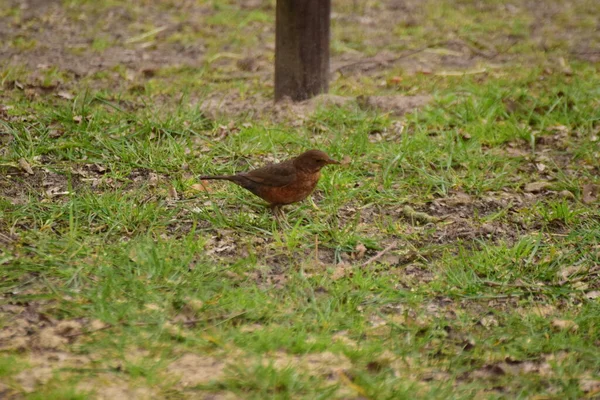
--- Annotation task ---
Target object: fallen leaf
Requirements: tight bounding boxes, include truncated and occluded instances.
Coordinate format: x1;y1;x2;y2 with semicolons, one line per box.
168;185;179;200
557;57;573;76
379;253;401;265
183;297;204;313
460;131;472;140
18;158;34;174
145;303;161;311
524;181;552;193
551;319;578;332
441;191;472;206
557;265;584;282
530;304;556;317
479;315;499;328
224;271;241;280
585;291;600;300
332;263;349;281
57;91;74;100
547;124;569;134
340;155;352;166
354;243;367;260
582;184;599;204
191;182;212;192
163;322;190;339
572;281;589;291
240;324;263;333
72;115;83;123
147;173;159;187
558;190;575;200
90;163;107;173
535;163;546;172
504;146;529;157
366;315;391;337
206;243;235;255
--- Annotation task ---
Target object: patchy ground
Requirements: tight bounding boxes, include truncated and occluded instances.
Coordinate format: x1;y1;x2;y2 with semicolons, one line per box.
1;0;600;398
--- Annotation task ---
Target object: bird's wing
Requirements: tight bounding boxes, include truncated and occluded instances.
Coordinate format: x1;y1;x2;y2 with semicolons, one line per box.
240;161;296;187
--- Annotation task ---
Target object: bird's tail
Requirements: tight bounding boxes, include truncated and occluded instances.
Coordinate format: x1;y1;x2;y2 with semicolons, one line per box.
198;175;236;181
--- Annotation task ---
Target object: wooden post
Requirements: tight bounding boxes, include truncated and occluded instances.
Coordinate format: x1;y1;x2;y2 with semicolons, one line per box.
275;0;331;102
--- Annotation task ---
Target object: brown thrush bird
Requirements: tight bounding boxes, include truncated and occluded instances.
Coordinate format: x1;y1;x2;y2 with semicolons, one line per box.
198;149;339;215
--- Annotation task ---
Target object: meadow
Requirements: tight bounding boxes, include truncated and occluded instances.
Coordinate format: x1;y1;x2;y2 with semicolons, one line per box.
1;0;599;398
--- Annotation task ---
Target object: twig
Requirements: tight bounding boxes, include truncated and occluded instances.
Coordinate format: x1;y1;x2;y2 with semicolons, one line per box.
434;68;488;77
460;293;522;299
361;243;396;267
125;26;168;44
482;280;543;290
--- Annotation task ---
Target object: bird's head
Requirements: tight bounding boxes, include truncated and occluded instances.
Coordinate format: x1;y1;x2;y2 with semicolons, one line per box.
294;149;340;173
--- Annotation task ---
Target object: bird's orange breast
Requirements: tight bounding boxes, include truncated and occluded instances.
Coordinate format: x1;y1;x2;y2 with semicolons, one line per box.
256;171;320;205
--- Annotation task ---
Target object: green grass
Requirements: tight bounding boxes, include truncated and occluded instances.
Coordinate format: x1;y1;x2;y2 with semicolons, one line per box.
1;0;600;398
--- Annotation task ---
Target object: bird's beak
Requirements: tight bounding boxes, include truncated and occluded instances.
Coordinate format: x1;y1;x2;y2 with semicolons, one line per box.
327;157;340;165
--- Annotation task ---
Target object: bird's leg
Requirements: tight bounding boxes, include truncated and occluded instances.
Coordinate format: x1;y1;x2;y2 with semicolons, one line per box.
270;204;283;219
270;204;290;227
269;204;279;218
